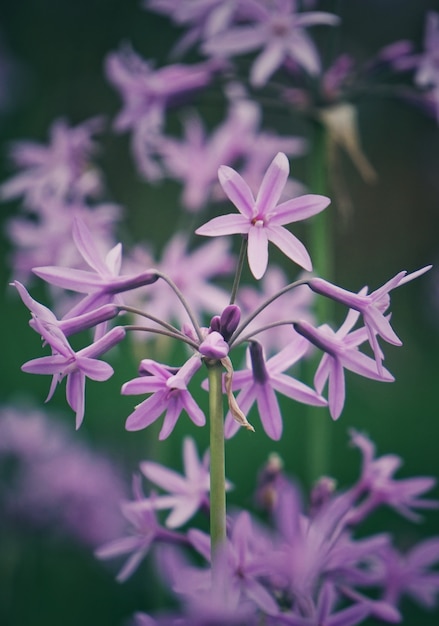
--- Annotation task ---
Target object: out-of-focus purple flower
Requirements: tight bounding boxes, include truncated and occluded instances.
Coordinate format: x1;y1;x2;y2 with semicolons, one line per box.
22;320;125;428
0;117;104;209
105;45;217;179
308;266;431;374
127;437;230;528
126;232;233;330
188;511;279;615
224;338;327;440
95;474;187;582
143;0;242;57
415;12;439;121
274;581;370;625
122;357;205;439
196;151;330;279
155;542;261;625
203;0;339;86
379;539;439;610
5;199;121;284
347;429;439;523
32;217;158;322
158;99;260;212
0;406;127;546
95;475;160;581
294;309;394;420
157;87;308;213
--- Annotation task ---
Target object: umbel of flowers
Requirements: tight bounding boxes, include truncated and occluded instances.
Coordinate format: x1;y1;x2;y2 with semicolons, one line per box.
13;150;438;624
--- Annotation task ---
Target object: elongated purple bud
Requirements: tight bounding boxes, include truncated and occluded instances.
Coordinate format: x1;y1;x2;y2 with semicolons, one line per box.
219;304;241;341
57;304;120;336
80;326;126;359
293;320;336;356
249;341;269;384
106;271;159;294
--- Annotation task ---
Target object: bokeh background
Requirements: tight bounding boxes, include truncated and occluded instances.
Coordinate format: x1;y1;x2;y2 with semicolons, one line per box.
0;1;438;625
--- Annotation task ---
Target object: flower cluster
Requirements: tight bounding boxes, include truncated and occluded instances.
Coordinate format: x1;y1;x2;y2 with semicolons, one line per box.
2;2;438;625
96;432;439;625
12;152;428;436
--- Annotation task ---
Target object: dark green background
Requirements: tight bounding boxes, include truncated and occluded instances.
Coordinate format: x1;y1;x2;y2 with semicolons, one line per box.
0;1;438;625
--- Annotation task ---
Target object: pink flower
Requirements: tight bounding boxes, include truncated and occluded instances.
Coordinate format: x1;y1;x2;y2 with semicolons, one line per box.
196;152;330;279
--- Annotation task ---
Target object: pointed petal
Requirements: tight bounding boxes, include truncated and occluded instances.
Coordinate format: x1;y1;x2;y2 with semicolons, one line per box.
272;373;327;406
21;354;67;375
256;383;283;440
76;356;114;381
195;213;250;237
66;370;85;428
270;194;330;225
165;496;200;528
255;152;289;215
251;42;285;87
125;392;167;431
328;359;345;419
247;226;269;279
217;164;255;218
32;266;105;293
140;460;188;494
72;217;109;274
265;224;312;271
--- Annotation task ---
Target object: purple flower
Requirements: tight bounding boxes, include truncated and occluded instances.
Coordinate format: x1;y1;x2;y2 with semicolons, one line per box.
196;151;330;279
224;338;327;440
153;545;261;625
6;199;121;283
275;581;370;626
203;0;339;86
122;356;205;439
347;429;439;523
95;474;185;582
32;217;158;322
308;266;431;374
105;45;216;179
0;406;127;546
380;539;439;609
127;437;230;528
188;511;279;615
126;232;233;330
21;320;125;428
0;117;104;209
158;100;259;212
143;0;241;57
294;310;395;420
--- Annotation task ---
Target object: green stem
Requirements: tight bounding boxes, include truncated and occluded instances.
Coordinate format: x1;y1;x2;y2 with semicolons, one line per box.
206;359;227;584
306;120;334;485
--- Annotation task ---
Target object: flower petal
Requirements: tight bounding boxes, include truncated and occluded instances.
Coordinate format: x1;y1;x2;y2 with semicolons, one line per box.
265;224;312;271
247;225;269;279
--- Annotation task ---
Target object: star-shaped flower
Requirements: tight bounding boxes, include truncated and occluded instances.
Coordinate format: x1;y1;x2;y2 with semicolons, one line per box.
308;266;431;374
126;437;231;529
122;356;205;439
196;152;330;279
294;310;394;420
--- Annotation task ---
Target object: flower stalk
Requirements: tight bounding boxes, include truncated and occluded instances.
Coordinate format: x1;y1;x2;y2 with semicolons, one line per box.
206;358;227;582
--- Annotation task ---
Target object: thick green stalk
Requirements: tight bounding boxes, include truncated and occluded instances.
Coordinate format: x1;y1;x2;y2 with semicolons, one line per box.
206;359;227;583
306;120;334;485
